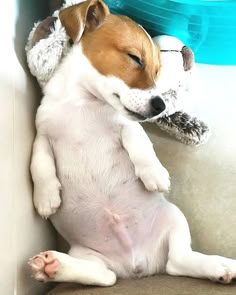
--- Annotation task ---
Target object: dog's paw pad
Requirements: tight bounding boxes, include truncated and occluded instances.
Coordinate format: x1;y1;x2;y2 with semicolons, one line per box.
29;251;60;281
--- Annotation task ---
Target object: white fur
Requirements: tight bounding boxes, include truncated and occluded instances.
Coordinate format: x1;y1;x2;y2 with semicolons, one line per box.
32;42;170;217
30;12;236;285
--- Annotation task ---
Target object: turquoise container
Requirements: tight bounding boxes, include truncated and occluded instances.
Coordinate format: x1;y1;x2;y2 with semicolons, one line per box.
104;0;236;65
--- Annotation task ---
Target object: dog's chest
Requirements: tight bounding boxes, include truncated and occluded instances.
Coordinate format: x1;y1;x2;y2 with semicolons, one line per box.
43;101;121;145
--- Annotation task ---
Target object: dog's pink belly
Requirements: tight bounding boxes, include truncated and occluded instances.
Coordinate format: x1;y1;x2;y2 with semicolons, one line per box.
51;171;170;277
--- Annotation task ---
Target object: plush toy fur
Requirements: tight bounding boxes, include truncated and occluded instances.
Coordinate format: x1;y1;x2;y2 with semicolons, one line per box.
25;0;210;145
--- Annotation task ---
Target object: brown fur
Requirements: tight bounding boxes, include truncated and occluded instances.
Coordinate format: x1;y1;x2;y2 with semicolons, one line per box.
59;0;160;90
59;0;109;42
82;15;160;89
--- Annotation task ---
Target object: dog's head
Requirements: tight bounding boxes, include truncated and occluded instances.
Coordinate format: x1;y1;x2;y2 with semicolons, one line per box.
59;0;165;121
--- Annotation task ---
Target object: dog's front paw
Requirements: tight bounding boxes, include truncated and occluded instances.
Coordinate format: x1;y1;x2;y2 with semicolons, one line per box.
136;164;170;192
33;180;61;219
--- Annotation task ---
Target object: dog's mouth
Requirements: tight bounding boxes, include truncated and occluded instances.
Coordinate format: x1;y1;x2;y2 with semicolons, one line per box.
113;93;147;121
113;92;164;121
124;107;146;121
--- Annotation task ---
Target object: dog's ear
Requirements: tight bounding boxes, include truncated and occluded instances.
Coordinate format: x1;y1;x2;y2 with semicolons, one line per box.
59;0;109;42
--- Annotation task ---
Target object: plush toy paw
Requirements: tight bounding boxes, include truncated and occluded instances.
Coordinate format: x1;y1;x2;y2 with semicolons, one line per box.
155;111;210;145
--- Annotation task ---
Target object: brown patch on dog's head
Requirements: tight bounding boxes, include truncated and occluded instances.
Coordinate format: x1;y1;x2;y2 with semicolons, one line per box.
82;15;160;89
59;0;160;90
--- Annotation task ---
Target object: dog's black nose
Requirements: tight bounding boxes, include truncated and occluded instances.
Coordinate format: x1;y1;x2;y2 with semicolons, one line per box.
150;96;166;116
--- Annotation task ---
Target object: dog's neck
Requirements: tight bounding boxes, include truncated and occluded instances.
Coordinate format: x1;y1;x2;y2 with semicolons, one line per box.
43;44;102;103
43;43;129;113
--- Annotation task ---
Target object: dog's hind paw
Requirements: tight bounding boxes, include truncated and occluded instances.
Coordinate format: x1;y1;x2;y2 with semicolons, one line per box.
29;250;117;286
210;259;236;284
29;251;60;282
215;270;234;284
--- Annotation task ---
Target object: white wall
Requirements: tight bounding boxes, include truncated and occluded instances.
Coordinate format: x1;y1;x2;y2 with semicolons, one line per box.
0;1;57;294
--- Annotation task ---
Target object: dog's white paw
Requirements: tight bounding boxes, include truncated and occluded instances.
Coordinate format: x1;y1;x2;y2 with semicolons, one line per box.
209;258;236;284
136;164;170;192
33;180;61;218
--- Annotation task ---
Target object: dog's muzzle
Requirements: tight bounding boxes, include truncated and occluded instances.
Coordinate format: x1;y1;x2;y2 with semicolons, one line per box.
125;96;166;121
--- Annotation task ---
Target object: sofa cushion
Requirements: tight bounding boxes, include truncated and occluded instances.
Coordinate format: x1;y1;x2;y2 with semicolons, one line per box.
47;275;236;295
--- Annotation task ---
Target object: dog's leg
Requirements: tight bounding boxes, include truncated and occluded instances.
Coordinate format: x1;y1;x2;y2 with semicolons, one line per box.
29;250;116;286
121;121;170;192
166;204;236;283
31;135;61;218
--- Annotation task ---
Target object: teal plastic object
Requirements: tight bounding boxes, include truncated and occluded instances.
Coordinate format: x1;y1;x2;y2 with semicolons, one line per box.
104;0;236;65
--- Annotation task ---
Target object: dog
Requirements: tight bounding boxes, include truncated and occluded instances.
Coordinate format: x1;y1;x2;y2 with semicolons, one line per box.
29;0;236;286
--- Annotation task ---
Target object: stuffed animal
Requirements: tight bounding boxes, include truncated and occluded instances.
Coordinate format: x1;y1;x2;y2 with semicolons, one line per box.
152;35;210;145
25;0;210;145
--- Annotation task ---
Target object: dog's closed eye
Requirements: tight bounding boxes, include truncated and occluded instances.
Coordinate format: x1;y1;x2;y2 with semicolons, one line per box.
128;53;144;69
113;93;120;99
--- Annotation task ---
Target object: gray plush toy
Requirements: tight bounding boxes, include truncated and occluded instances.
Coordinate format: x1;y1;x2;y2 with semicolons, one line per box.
26;0;210;145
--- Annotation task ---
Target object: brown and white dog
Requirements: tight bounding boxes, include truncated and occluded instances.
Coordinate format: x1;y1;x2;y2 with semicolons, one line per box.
29;0;236;286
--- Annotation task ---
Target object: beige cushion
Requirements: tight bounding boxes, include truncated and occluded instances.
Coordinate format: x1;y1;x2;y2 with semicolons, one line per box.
47;275;236;295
